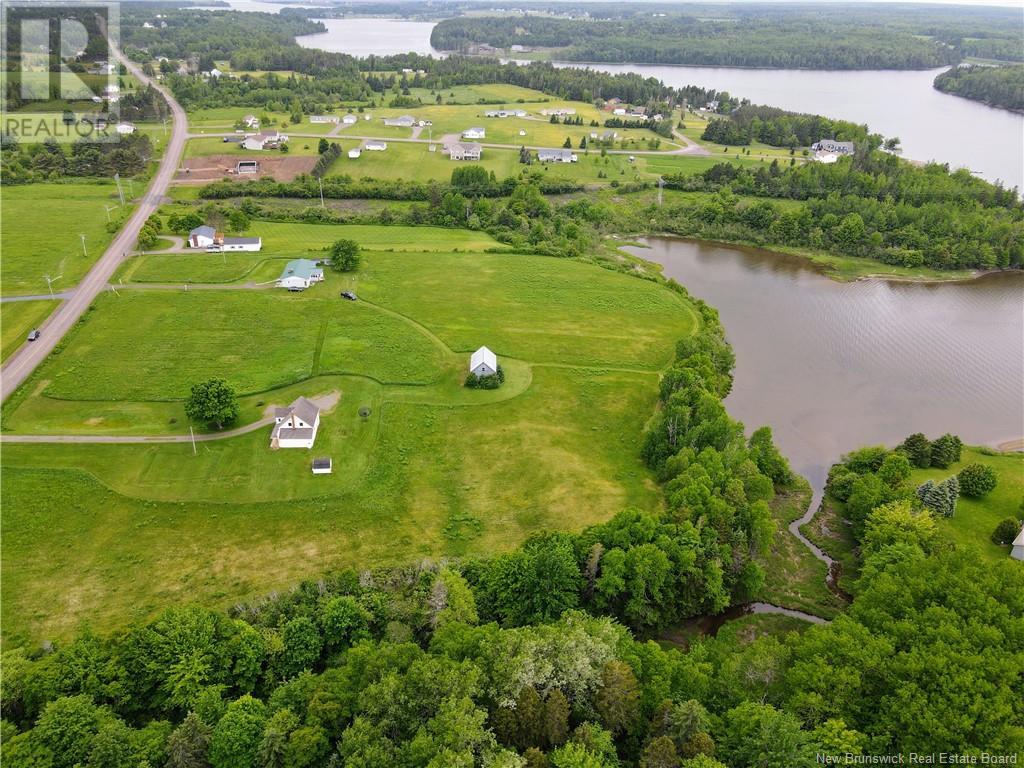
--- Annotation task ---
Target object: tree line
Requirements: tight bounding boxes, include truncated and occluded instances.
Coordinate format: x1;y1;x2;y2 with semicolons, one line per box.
699;106;869;149
933;64;1024;114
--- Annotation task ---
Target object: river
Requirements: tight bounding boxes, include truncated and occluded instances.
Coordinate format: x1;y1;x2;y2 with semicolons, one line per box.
288;15;1024;190
623;237;1024;497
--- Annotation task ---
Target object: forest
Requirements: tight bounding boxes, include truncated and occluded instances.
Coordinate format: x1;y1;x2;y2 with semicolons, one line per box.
933;64;1024;113
698;106;869;149
3;302;1021;766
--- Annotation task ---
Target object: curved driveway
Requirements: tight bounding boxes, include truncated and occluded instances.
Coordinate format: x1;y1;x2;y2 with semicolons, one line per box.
0;42;188;402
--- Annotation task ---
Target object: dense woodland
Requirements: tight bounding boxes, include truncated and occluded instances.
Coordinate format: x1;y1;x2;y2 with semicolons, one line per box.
698;106;869;149
3;307;1022;765
933;64;1024;113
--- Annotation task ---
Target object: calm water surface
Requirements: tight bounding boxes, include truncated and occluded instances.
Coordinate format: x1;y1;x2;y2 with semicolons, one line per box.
281;15;1022;189
625;238;1024;494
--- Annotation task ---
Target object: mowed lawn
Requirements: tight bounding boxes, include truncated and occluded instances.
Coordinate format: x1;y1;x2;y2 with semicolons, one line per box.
909;447;1024;561
1;300;58;362
0;183;127;296
1;237;696;644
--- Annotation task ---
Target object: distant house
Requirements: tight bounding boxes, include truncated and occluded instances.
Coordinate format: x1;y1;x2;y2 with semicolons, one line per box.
470;346;498;378
540;108;575;117
277;259;324;290
813;151;840;164
270;397;321;449
448;142;482;161
242;130;287;151
364;140;387;151
1012;524;1024;561
243;114;260;129
518;129;527;136
208;235;262;253
348;148;361;159
484;109;527;118
312;457;333;474
383;115;416;128
612;107;626;116
537;148;577;163
115;122;136;135
811;139;855;155
236;160;260;174
589;130;618;141
310;115;340;124
188;225;217;248
342;114;358;125
462;127;486;140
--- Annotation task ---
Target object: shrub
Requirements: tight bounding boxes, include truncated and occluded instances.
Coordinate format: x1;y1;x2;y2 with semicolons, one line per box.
991;517;1021;545
958;463;998;498
465;366;505;390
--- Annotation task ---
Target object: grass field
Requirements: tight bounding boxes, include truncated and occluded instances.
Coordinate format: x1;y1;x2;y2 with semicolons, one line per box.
184;136;324;159
0;300;59;362
2;226;698;644
0;183;130;296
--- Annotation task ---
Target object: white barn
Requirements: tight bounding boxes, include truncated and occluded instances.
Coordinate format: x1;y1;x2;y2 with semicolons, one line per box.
470;346;498;377
271;397;321;449
1012;524;1024;561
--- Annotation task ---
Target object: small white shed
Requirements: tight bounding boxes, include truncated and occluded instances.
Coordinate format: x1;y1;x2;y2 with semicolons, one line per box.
470;346;498;377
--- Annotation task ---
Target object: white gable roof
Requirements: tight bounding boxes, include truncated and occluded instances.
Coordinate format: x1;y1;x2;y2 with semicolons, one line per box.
470;346;497;371
1014;524;1024;548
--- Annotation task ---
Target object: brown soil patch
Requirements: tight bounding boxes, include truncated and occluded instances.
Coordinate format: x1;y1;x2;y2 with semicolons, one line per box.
176;154;317;183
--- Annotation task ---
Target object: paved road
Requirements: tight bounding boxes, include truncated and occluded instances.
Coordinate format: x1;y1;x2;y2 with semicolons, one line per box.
0;42;188;403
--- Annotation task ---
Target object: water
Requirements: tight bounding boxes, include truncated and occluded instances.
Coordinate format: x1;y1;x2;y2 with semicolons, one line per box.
550;62;1024;191
625;238;1024;497
280;14;1022;190
296;18;437;57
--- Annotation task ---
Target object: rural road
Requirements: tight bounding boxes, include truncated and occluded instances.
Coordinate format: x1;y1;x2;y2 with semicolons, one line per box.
0;40;188;403
0;417;274;444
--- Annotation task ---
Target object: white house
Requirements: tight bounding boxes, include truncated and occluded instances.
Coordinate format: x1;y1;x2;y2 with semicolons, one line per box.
537;148;577;163
812;139;855;155
814;151;840;164
540;108;575;116
342;114;358;125
270;397;321;449
462;127;486;140
1012;524;1024;561
277;259;324;291
348;148;361;159
242;130;288;151
470;346;498;378
383;115;416;128
364;140;387;151
612;107;627;116
485;109;527;118
310;115;340;124
448;142;482;161
115;122;136;135
188;225;217;249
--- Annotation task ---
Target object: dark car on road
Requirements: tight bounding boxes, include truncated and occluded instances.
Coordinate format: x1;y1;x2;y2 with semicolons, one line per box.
340;291;358;301
27;329;41;341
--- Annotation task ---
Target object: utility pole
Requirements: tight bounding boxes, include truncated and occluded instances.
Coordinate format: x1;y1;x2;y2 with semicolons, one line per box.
189;425;197;455
658;176;664;207
80;234;87;258
318;175;325;208
104;204;117;223
113;172;125;205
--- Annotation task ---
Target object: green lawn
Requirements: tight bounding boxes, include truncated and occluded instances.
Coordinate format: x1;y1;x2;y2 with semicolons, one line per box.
184;136;323;159
0;183;129;296
909;448;1024;561
0;300;59;362
2;231;698;644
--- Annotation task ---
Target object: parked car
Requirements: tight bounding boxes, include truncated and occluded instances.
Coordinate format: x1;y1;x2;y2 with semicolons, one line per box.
340;291;358;301
27;329;41;341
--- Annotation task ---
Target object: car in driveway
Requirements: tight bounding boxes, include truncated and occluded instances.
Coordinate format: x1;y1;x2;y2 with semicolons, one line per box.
340;291;358;301
27;329;41;342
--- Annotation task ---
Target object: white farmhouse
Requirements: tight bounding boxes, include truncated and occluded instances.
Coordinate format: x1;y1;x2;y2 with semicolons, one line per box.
342;114;358;125
277;259;324;291
1012;524;1024;561
537;148;577;163
270;397;321;449
364;140;387;151
462;127;486;140
188;225;217;248
310;115;340;124
383;115;416;128
448;142;482;161
470;346;498;378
